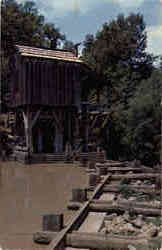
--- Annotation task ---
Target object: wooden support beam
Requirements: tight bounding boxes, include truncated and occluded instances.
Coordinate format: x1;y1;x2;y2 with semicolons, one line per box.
89;114;98;131
103;184;160;194
66;232;151;249
91;199;161;209
52;110;63;134
75;114;79;137
89;202;161;216
111;173;158;180
22;108;31;152
106;167;143;172
22;108;41;154
31;110;41;129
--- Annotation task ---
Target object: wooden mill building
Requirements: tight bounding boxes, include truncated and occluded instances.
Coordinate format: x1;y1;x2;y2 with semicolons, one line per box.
9;45;85;163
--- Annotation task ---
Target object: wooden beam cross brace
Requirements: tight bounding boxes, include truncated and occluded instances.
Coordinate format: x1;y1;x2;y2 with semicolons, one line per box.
88;114;98;134
31;110;41;128
22;109;41;153
52;110;64;134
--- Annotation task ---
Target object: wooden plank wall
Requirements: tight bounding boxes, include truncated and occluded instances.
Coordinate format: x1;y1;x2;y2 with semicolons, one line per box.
11;56;81;107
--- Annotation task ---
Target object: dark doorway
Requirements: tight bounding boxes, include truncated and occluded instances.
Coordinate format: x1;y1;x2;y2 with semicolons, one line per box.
33;120;55;153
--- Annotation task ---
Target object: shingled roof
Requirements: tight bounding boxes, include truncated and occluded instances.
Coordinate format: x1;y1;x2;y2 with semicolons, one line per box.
15;45;83;63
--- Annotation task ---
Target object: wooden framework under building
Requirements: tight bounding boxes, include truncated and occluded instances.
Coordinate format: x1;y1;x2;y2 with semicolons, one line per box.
9;45;85;163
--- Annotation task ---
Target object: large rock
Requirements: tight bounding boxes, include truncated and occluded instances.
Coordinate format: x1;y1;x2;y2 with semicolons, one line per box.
141;223;158;238
128;244;137;250
145;227;158;237
112;216;125;225
125;223;136;233
33;231;58;244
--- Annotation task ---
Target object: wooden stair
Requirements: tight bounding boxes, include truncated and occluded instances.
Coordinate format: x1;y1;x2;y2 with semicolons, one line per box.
79;152;105;163
31;153;67;164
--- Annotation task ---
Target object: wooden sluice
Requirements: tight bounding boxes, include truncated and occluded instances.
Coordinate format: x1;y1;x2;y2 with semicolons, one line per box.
33;160;162;250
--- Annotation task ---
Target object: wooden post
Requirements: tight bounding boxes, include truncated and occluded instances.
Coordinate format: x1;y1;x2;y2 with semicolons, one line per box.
23;107;31;153
23;108;41;155
98;166;107;176
88;161;96;170
43;214;64;232
88;173;100;187
72;189;87;202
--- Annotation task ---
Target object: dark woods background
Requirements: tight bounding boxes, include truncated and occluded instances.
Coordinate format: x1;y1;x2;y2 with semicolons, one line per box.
1;0;162;166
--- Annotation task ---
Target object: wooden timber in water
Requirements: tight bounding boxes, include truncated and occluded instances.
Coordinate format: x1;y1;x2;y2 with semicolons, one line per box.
89;202;161;216
103;184;160;194
66;231;161;249
68;200;161;216
34;231;161;249
110;173;158;180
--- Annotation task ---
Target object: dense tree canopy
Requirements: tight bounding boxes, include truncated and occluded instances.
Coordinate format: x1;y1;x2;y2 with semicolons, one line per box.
1;0;65;54
82;14;155;104
62;40;76;53
82;13;161;166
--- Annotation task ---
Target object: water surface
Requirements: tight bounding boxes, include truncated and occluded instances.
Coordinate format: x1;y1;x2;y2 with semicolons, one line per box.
0;161;87;250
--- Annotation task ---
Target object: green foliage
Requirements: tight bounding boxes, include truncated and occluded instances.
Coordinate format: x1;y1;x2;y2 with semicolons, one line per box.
81;13;160;165
1;0;65;53
123;69;162;166
118;184;134;199
63;40;75;53
82;13;154;98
